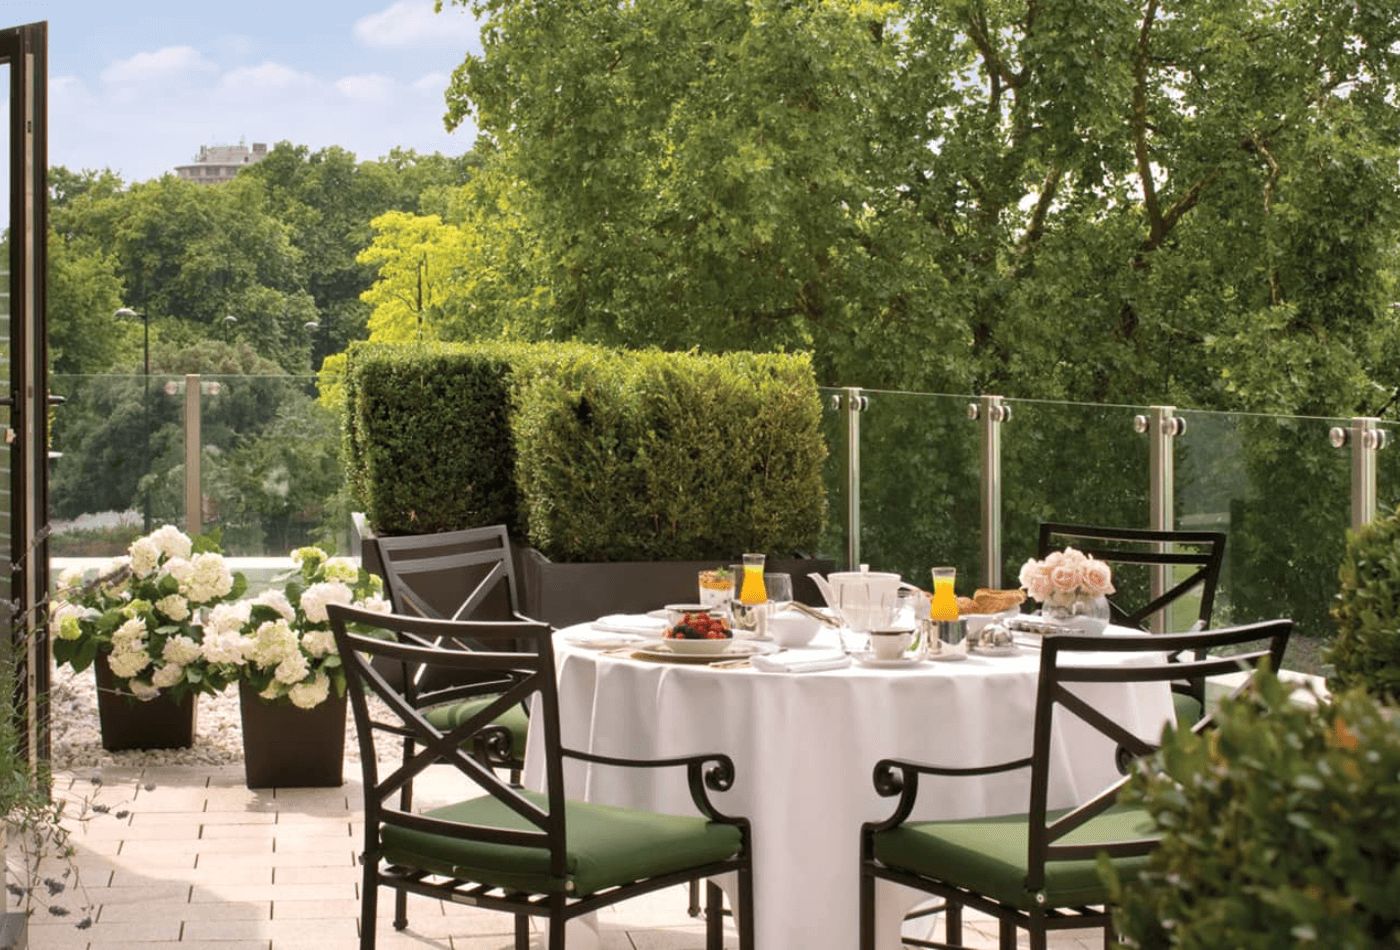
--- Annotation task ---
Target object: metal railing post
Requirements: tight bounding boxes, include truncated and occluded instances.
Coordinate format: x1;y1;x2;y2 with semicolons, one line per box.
844;387;867;570
1135;406;1181;632
971;395;1007;588
184;373;201;537
1329;417;1387;532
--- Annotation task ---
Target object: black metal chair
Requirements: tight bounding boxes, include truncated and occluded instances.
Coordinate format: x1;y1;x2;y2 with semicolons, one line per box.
860;619;1292;950
1037;523;1227;723
373;525;538;784
329;603;756;950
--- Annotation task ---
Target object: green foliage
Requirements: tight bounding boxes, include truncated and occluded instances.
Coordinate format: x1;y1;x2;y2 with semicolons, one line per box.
1106;672;1400;948
345;341;827;561
513;348;828;561
1328;507;1400;702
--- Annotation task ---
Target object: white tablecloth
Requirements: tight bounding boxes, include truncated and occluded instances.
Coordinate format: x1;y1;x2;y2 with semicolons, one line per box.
523;625;1173;950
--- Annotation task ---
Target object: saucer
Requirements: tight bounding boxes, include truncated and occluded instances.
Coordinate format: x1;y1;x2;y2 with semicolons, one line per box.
971;644;1019;657
852;652;925;669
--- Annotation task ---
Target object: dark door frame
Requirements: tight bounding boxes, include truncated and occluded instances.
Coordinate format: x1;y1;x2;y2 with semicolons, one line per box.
0;20;48;768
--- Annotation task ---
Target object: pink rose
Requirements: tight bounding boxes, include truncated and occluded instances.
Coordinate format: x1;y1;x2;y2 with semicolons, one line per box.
1082;558;1115;596
1049;563;1082;593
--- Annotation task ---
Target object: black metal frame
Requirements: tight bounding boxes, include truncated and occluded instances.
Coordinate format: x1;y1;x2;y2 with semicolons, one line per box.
860;620;1292;950
329;604;755;950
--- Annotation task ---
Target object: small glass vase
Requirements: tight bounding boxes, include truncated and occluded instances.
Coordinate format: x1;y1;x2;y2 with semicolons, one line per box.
1039;593;1111;635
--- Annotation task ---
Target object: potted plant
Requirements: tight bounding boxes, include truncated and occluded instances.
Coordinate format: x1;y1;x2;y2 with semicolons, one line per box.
210;546;388;788
49;525;245;751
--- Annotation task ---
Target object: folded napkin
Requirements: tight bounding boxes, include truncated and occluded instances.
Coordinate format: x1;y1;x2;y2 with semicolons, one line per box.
564;629;647;649
751;649;851;674
591;614;668;636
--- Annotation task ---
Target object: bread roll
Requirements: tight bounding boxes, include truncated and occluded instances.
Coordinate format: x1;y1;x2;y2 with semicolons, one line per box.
972;588;1025;613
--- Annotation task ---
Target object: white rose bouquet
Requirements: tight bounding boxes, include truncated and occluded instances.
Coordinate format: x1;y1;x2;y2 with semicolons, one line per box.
218;546;389;710
1017;546;1115;611
49;525;247;701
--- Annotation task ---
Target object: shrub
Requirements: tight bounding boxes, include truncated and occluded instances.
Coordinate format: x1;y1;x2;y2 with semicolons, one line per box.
1328;506;1400;702
343;341;827;561
513;348;827;561
1105;671;1400;948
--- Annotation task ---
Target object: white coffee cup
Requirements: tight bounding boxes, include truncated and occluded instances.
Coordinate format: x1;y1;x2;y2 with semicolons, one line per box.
869;627;913;661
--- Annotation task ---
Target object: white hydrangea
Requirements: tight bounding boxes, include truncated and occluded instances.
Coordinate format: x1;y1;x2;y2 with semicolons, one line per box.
127;679;160;702
300;628;337;659
201;630;248;666
259;682;283;701
151;662;185;689
274;651;310;685
252;589;295;622
57;566;86;592
205;601;251;636
357;596;392;615
184;552;233;604
101;556;131;595
288;673;330;710
290;546;324;567
155;594;190;622
299;581;353;625
112;616;148;650
321;557;358;583
128;537;161;578
247;619;299;668
162;635;202;666
108;649;152;679
164;557;193;587
49;602;85;640
149;525;193;561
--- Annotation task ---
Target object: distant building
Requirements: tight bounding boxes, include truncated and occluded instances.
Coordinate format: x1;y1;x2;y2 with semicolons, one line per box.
173;142;269;185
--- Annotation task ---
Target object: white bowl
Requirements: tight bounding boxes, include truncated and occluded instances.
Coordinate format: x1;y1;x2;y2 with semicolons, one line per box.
662;636;734;655
768;610;821;648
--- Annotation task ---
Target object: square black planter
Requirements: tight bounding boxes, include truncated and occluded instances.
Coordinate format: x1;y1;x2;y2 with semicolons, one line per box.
94;654;198;752
238;683;346;789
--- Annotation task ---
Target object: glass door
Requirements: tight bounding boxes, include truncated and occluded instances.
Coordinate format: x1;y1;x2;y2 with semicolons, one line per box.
0;21;48;768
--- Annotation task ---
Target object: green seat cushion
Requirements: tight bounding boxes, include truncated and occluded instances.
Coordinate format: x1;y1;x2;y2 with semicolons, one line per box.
1172;690;1205;726
379;790;743;896
422;697;529;763
872;804;1155;911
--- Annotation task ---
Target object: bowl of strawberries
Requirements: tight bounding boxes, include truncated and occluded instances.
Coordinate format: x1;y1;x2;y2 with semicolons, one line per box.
662;606;734;655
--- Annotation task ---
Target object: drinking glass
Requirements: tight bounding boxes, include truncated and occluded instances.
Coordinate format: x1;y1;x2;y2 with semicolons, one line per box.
766;573;793;613
836;585;901;655
930;566;959;622
738;553;768;605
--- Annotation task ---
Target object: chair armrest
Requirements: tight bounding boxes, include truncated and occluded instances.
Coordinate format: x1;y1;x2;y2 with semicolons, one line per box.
865;755;1032;834
560;748;742;823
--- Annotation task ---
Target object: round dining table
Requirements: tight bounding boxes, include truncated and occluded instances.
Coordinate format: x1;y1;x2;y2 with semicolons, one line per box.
523;622;1174;950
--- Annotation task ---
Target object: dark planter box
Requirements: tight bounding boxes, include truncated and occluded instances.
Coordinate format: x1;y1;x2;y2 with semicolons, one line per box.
517;547;834;629
238;683;347;789
94;654;198;752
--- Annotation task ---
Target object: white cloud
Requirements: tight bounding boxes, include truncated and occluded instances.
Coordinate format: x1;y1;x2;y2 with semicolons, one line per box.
219;62;317;93
336;73;395;104
101;46;214;86
354;0;481;50
413;72;448;94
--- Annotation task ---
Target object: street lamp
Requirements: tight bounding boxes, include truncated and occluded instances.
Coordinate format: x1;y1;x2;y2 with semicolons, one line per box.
113;307;152;533
222;314;238;341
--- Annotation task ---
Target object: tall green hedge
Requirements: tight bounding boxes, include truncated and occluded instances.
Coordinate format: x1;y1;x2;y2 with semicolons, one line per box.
343;342;827;561
1328;506;1400;703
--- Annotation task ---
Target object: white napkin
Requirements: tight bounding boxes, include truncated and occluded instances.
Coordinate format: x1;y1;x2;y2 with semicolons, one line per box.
591;614;668;636
564;629;647;649
751;649;851;674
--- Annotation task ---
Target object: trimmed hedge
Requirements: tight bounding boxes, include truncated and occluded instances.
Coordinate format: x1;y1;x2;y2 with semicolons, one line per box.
1328;506;1400;703
343;342;828;562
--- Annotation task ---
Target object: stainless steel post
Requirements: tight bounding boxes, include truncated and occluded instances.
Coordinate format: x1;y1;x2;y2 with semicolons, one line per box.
1350;416;1380;532
974;395;1007;588
1146;406;1178;632
844;387;865;570
185;374;201;537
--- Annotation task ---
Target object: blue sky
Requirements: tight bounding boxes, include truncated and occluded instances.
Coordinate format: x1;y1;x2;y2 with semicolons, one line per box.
7;0;483;181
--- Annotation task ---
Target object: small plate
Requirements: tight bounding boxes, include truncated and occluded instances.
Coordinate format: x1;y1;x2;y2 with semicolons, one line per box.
564;631;646;650
629;639;780;663
971;644;1020;657
927;648;969;662
851;652;926;669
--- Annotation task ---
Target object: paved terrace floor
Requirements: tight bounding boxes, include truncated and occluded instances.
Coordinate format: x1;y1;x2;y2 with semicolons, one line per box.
26;764;1111;949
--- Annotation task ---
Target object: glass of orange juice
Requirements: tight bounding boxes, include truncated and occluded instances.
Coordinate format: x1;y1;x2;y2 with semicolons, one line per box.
731;554;768;637
930;567;959;622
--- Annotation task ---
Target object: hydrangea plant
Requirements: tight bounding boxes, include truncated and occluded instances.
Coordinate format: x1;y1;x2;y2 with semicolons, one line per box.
49;525;247;701
211;546;389;709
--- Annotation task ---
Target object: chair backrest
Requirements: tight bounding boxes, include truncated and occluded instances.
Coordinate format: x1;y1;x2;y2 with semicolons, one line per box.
1037;523;1226;631
375;525;524;624
328;603;570;881
1021;619;1292;897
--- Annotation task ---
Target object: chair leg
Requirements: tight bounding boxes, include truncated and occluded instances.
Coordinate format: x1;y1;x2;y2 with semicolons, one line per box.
688;878;703;917
1029;923;1048;950
705;881;724;950
393;887;408;930
737;863;756;950
510;767;523;788
548;907;566;950
858;866;875;950
514;913;530;950
1104;922;1117;948
945;901;961;945
359;861;378;950
999;918;1017;950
